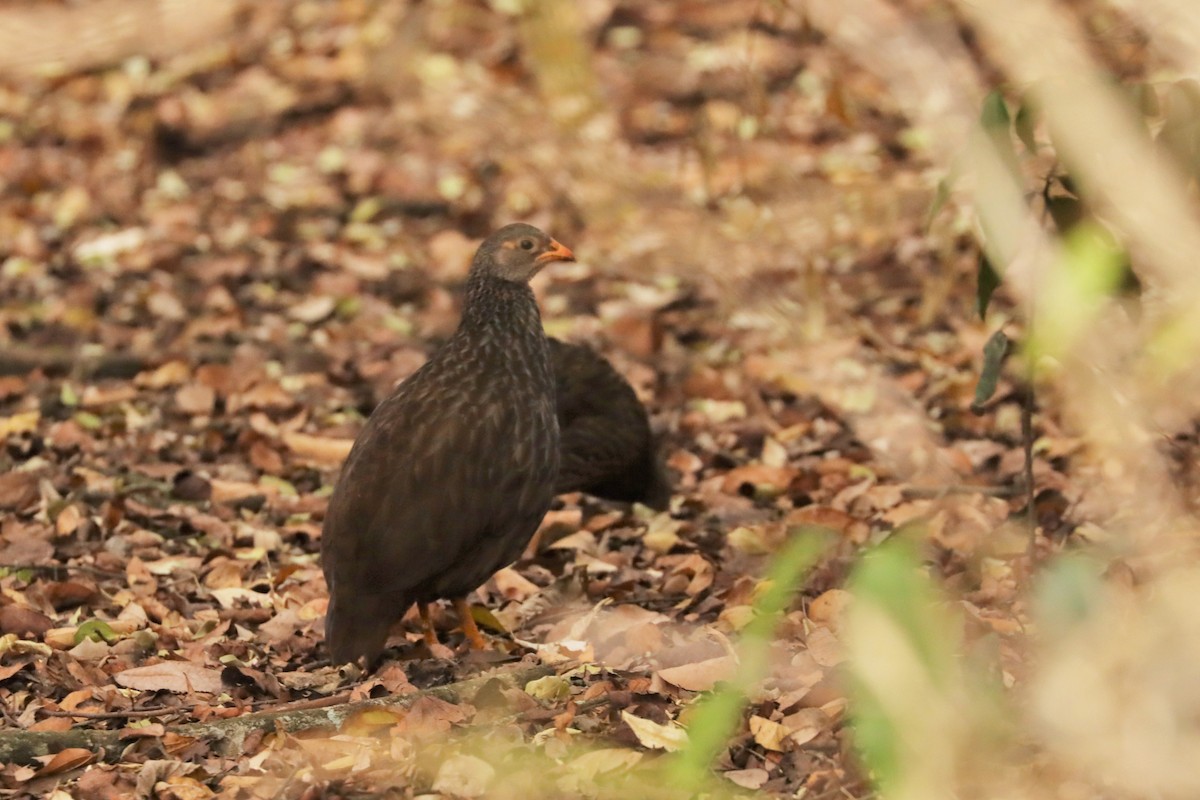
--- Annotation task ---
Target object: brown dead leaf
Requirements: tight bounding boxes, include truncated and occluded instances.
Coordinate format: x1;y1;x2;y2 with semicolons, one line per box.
0;605;54;637
724;768;770;789
175;384;215;416
393;695;470;738
491;566;539;600
806;626;845;667
785;505;865;539
281;431;353;465
248;440;284;473
35;747;96;777
808;589;853;629
782;707;830;747
136;361;190;389
209;479;269;505
227;382;295;413
80;385;138;408
114;662;224;694
722;464;797;496
657;655;737;691
621;709;688;751
119;723;166;739
0;471;41;511
431;754;494;798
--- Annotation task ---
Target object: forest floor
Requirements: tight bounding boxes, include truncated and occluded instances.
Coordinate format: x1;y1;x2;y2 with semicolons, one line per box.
0;1;1180;798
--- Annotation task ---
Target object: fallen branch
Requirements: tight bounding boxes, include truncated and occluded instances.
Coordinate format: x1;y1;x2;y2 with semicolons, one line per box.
0;663;553;764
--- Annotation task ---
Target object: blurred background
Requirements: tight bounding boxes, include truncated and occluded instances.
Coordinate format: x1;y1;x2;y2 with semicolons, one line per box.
2;0;1200;798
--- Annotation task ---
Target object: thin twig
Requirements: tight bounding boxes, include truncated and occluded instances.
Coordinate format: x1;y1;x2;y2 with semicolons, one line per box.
900;484;1022;499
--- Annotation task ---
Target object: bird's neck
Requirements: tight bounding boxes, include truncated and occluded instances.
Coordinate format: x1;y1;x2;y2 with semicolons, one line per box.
457;273;545;350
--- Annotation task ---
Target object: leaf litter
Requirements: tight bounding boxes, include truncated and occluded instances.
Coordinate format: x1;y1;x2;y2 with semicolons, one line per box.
0;0;1171;798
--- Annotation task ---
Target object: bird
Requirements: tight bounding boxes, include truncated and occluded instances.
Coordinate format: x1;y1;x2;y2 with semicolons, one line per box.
321;223;574;667
549;338;671;510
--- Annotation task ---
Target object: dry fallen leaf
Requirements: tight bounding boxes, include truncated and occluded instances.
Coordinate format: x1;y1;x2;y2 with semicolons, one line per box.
114;662;224;694
749;714;790;752
657;655;738;691
282;431;354;465
35;747;96;777
432;754;495;798
782;707;830;747
621;710;689;752
724;768;770;789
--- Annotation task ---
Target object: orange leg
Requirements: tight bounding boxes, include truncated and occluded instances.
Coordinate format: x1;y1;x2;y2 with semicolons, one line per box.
417;602;438;647
453;597;488;650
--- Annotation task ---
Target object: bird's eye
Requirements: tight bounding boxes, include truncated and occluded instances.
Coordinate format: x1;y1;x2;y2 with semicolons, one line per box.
520;239;535;250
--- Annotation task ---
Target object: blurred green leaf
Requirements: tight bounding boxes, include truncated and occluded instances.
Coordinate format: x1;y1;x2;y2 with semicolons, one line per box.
74;411;103;430
980;90;1011;132
846;538;963;799
977;253;1002;320
1034;555;1104;637
1014;98;1039;153
670;528;828;789
1025;221;1128;363
971;329;1009;413
980;90;1020;179
60;383;79;407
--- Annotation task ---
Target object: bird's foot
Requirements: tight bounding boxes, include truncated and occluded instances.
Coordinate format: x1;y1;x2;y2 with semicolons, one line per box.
453;597;489;650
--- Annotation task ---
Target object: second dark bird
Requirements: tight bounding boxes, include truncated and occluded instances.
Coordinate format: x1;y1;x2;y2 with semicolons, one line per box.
549;338;671;510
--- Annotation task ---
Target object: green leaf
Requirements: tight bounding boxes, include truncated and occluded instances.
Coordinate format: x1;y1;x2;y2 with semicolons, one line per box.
469;603;509;634
74;619;118;645
977;253;1002;320
971;329;1010;413
980;90;1020;178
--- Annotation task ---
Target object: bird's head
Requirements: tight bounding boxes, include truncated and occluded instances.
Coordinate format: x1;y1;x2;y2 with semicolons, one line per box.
472;223;575;283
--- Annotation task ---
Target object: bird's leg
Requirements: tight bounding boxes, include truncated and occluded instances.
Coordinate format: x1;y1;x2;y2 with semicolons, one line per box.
452;597;488;649
417;602;438;647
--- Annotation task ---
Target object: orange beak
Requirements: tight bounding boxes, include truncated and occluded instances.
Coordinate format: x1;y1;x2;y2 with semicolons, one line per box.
535;239;575;264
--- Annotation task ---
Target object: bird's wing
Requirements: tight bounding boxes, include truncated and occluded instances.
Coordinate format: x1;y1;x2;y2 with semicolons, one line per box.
322;363;556;600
